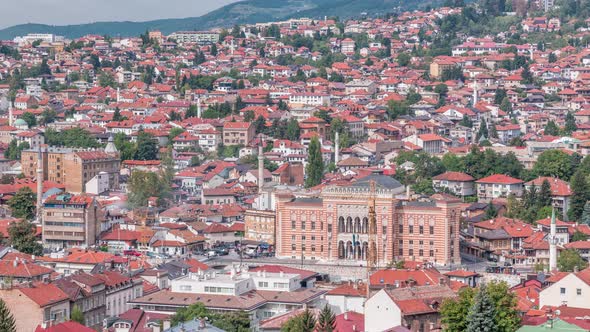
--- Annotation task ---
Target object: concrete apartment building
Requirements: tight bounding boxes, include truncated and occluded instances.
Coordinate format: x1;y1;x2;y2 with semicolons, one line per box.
245;209;276;245
42;193;101;250
168;31;220;44
21;148;120;194
222;122;256;146
476;174;524;201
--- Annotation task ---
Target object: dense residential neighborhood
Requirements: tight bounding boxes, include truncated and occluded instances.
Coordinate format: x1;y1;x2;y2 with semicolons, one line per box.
1;0;590;331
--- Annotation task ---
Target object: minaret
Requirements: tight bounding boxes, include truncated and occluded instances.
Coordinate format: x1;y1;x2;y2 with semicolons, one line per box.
334;131;340;165
472;81;478;106
549;207;558;271
36;147;43;222
116;87;120;103
258;141;264;194
197;97;202;118
8;100;13;126
529;45;534;62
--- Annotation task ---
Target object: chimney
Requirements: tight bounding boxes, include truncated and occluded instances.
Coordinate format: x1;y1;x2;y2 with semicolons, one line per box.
344;312;348;321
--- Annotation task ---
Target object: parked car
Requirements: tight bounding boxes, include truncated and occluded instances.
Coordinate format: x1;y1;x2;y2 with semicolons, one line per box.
215;248;229;256
123;250;141;257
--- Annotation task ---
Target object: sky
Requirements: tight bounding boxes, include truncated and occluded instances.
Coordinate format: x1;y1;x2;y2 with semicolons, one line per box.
0;0;240;29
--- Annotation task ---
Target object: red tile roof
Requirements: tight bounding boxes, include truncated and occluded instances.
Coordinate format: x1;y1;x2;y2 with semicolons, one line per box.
19;282;70;307
525;177;572;196
0;259;53;278
476;174;524;184
335;312;365;332
433;171;474;182
35;321;95;332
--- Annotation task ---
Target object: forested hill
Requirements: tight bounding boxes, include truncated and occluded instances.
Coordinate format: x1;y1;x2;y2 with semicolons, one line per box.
0;0;443;39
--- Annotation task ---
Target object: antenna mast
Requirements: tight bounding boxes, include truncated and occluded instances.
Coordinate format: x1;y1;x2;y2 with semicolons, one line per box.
366;180;378;297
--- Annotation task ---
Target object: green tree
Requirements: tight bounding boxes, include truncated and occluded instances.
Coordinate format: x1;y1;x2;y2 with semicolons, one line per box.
494;88;507;105
134;129;158;160
466;284;498;332
485;202;498;219
500;98;513;115
538;179;553;208
572;230;589;242
44;127;99;148
558;248;589;272
168;127;184;142
114;132;137;160
40;109;57;125
3;140;29;161
0;298;16;332
581;201;590;225
305;136;324;188
98;71;116;88
282;309;317;332
286;118;300;141
476;119;488;141
21;112;37;128
568;170;589;221
532;150;573;180
441;287;476;332
441;153;464;172
171;302;250;332
544;120;560;136
127;171;164;208
112;108;123;121
397;53;411;67
486;281;520;332
564;111;577;134
8;220;42;256
8;187;36;220
70;305;85;325
316;305;336;332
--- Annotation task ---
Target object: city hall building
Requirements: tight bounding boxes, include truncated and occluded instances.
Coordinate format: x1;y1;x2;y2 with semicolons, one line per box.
275;171;462;266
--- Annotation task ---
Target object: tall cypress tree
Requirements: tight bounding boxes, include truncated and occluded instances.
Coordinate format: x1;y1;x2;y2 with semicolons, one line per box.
0;299;16;332
317;305;336;332
467;284;498;332
569;170;589;221
305;136;324;188
538;179;553;208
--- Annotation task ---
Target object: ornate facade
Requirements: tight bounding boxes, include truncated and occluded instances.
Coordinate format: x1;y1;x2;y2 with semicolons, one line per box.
275;172;462;266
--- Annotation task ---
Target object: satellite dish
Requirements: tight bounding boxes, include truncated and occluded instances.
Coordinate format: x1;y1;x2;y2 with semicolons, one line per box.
555;310;561;316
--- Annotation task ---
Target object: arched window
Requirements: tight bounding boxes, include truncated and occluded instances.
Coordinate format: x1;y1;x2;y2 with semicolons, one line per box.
354;217;361;233
346;241;353;259
339;217;345;232
338;241;345;259
346;217;353;233
362;217;368;233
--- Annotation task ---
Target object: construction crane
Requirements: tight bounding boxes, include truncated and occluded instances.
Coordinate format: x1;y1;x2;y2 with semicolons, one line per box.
366;180;378;297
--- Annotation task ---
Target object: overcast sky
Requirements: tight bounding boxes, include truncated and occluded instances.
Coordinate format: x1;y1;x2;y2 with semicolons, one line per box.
0;0;240;29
